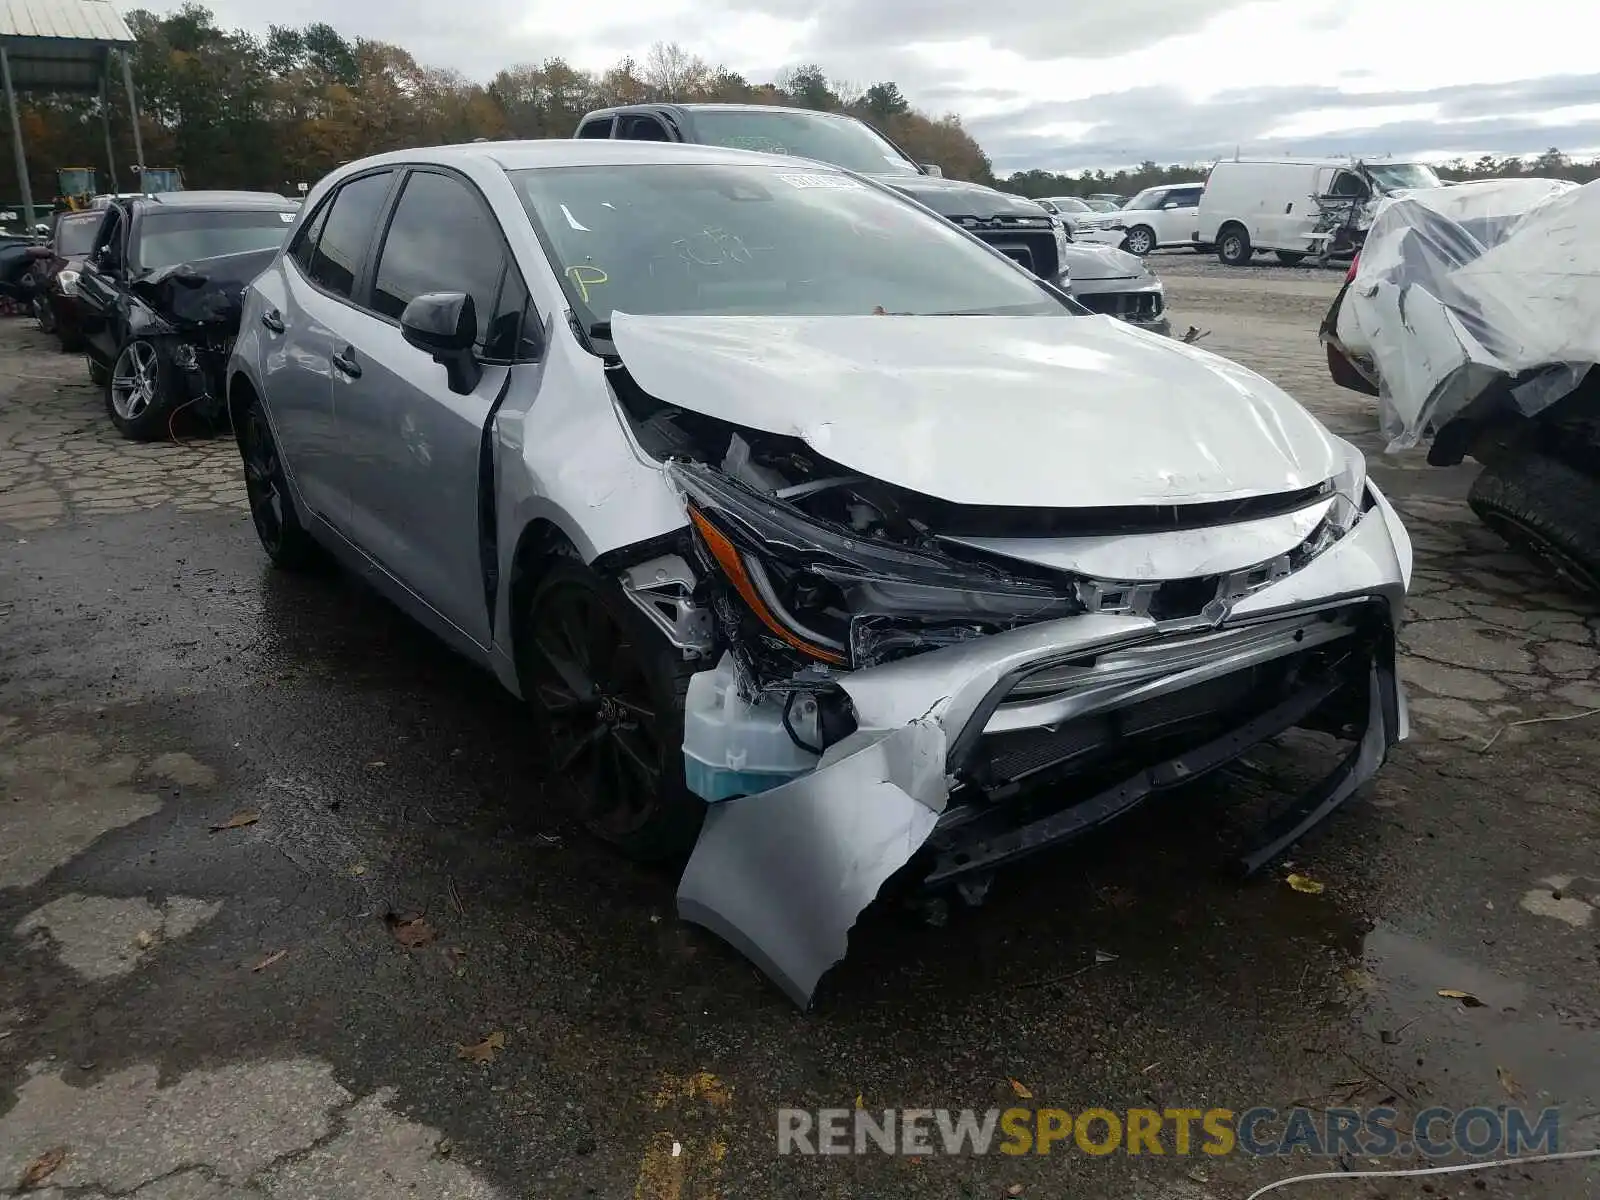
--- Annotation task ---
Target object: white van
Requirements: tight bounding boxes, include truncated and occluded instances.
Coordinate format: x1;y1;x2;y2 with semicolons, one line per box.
1194;157;1442;266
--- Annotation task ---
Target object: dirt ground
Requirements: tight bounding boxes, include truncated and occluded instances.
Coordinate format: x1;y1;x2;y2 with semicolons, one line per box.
1;255;1597;1200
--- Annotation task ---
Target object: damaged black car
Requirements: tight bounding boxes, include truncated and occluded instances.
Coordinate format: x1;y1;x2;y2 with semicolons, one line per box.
75;191;300;440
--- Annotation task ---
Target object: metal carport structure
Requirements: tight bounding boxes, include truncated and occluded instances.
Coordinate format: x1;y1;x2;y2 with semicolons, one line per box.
1;0;143;229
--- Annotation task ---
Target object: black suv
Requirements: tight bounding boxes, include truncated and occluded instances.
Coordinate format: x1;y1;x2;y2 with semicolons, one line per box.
574;104;1169;335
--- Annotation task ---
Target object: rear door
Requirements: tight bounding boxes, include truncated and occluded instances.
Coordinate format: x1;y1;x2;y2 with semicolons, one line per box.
321;166;535;646
266;169;397;525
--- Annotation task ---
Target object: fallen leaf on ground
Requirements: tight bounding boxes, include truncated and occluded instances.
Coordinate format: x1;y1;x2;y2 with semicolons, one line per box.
385;913;436;949
1497;1065;1523;1098
133;929;157;950
1009;1078;1033;1100
365;760;387;770
855;1092;864;1110
1094;949;1118;964
209;810;259;832
17;1146;67;1190
349;863;366;877
252;949;288;972
1437;989;1486;1007
1286;873;1326;894
457;1030;506;1065
1007;1185;1025;1197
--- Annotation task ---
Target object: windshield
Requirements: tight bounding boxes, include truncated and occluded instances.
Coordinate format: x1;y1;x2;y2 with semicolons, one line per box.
687;109;922;177
1085;199;1119;212
1365;162;1441;192
1046;196;1090;213
55;215;100;257
58;169;96;197
140;169;183;194
135;209;296;270
511;164;1067;330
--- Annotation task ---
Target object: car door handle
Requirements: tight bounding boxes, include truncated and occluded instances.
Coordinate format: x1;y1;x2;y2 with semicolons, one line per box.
1285;202;1294;214
331;348;361;379
261;308;285;334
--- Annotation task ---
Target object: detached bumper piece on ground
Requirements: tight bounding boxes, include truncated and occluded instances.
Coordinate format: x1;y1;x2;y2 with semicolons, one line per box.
1323;177;1600;592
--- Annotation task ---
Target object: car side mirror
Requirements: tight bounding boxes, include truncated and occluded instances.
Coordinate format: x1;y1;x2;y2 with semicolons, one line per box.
401;291;481;395
921;163;943;177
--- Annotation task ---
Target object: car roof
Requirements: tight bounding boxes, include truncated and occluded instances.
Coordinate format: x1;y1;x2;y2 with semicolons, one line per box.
586;101;860;120
131;190;295;211
341;139;852;175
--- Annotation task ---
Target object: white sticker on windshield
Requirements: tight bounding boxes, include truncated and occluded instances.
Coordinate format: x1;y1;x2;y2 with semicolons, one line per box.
776;173;863;190
279;212;295;222
560;203;591;231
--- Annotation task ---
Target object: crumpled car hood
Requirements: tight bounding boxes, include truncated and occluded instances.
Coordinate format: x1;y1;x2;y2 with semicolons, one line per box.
611;313;1342;507
131;245;281;328
1061;243;1147;281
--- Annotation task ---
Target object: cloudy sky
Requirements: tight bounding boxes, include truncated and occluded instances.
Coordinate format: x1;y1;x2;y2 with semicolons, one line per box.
144;0;1600;174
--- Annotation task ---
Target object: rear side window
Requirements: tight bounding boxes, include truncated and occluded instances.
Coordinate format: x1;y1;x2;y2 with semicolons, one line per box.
371;170;509;350
576;116;614;139
307;171;393;300
618;114;672;141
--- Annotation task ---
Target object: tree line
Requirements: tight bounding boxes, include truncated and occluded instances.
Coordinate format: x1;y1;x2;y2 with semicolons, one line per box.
995;148;1600;201
0;4;995;202
7;4;1600;209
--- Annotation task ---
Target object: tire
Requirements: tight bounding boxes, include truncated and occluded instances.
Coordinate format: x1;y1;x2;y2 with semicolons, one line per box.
235;390;324;572
1123;225;1156;256
1468;453;1600;594
105;338;179;441
1217;225;1252;266
86;356;109;385
518;558;704;862
1276;251;1307;266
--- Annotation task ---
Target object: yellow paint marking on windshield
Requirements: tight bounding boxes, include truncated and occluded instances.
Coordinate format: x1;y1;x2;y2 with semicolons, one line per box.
565;264;609;302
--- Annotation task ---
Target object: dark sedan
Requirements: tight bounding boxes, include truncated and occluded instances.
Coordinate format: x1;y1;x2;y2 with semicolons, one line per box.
75;191;298;439
34;210;103;350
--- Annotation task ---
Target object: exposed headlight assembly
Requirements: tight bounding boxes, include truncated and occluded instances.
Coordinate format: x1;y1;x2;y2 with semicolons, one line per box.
667;461;1080;670
56;269;79;296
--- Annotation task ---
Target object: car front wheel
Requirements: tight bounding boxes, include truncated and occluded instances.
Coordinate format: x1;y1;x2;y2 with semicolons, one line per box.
106;338;177;441
1123;225;1156;256
519;558;704;862
1468;453;1600;594
1217;226;1253;266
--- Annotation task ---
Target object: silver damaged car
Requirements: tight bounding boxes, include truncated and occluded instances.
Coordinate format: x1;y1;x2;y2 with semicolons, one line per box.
227;141;1414;1008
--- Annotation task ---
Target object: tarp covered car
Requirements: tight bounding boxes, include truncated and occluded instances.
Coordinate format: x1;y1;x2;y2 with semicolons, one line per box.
1322;177;1600;591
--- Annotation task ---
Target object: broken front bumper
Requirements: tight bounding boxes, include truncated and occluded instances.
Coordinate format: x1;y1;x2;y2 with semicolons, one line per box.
676;487;1411;1007
1067;277;1170;336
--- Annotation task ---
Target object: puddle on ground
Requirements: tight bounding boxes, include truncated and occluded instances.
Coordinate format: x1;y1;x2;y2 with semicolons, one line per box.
1354;923;1599;1113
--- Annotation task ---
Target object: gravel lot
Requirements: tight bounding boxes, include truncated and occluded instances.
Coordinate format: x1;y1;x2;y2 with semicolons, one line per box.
1;263;1597;1200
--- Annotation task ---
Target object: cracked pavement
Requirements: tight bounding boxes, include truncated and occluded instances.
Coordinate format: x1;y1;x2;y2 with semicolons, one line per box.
1;261;1597;1200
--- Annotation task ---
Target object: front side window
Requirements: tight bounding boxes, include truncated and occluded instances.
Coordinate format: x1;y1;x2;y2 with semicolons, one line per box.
135;209;297;271
511;163;1068;331
1167;187;1202;207
688;109;921;176
288;197;332;276
371;170;509;349
307;171;393;300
